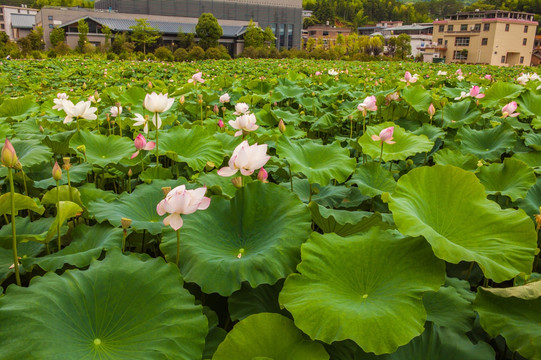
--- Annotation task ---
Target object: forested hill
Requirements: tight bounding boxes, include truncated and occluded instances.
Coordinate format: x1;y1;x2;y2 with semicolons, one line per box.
0;0;94;8
303;0;541;28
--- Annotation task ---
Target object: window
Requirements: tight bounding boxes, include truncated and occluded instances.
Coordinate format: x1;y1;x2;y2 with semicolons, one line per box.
444;39;448;46
0;24;3;30
439;25;444;32
309;31;316;35
501;55;506;63
437;38;443;45
448;25;453;31
483;23;490;31
453;50;468;60
322;31;329;36
455;37;470;46
520;56;524;64
48;15;53;20
523;38;527;46
481;38;488;45
49;24;53;28
0;15;3;21
505;24;510;31
460;24;467;31
524;25;528;33
474;24;481;31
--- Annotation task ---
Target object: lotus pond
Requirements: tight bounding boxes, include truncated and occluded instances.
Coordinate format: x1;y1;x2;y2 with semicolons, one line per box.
0;58;540;360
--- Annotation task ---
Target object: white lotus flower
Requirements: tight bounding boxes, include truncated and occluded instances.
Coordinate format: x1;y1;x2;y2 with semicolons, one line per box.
233;102;250;115
143;92;174;113
63;100;97;124
132;113;149;134
110;105;122;117
328;69;339;76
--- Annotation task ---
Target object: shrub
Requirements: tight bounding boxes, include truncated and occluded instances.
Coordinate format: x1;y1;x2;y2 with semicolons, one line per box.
145;53;157;61
204;47;222;60
106;52;118;60
241;46;257;59
187;46;204;61
31;50;44;59
46;49;57;58
154;46;173;61
54;43;71;56
174;48;188;62
82;43;95;54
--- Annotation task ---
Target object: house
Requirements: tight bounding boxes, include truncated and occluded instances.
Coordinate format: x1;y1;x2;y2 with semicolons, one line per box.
0;5;38;41
304;25;351;49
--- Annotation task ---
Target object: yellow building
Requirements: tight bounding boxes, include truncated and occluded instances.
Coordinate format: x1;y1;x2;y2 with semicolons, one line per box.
432;10;537;66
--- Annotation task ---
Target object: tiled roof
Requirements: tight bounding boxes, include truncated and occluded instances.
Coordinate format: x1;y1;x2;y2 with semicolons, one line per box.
11;14;35;29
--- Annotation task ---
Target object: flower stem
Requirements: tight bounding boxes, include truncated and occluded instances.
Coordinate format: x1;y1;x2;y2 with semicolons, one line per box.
67;169;72;202
309;183;312;203
349;117;353;139
8;168;21;286
155;112;159;166
176;230;180;266
379;143;384;164
122;229;127;253
118;117;122;137
56;180;61;252
140;151;145;172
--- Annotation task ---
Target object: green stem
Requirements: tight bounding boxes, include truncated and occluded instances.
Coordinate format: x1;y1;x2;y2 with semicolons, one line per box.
379;143;384;164
127;175;132;193
140;151;145;172
56;180;61;252
8;168;21;286
289;162;293;191
176;230;180;266
122;229;127;253
309;183;312;203
349;117;353;139
466;262;474;280
155;113;159;166
67;169;72;202
118;117;122;137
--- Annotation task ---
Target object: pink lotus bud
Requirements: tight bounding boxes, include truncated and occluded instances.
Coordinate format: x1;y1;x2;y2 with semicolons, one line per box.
278;119;286;133
257;168;268;183
213;104;219;114
52;161;62;181
1;139;18;168
218;119;225;128
148;81;153;88
485;74;492;80
428;103;435;117
128;168;133;177
134;134;147;150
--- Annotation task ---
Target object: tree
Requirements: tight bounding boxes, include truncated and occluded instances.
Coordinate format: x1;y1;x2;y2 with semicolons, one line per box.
244;20;264;48
0;31;9;45
303;16;320;29
77;19;88;52
130;18;161;54
263;26;276;48
177;26;194;49
49;27;65;47
101;25;112;49
28;26;43;50
306;37;316;52
195;13;223;50
395;33;411;59
314;0;335;24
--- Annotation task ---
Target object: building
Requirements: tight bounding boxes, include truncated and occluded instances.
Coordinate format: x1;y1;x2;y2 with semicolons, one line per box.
303;25;351;49
0;5;38;40
302;10;313;18
35;7;253;56
532;35;541;66
358;22;432;57
93;0;302;50
431;10;538;66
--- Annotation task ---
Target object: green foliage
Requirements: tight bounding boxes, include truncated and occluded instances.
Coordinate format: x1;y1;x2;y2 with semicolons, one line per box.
154;46;173;61
49;27;64;47
77;19;88;52
195;13;223;50
177;26;195;49
129;18;161;54
244;21;265;49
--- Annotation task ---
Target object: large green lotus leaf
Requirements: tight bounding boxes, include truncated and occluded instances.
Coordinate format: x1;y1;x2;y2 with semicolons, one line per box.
513;152;541;174
118;86;147;113
456;124;516;161
1;139;52;169
45;201;83;243
0;216;65;244
70;130;134;168
196;171;238;199
88;183;167;235
0;95;40;120
202;307;227;360
401;85;432;112
388;165;537;282
138;165;173;182
423;284;475;333
0;249;207;360
309;202;392;236
78;183;118;208
355;323;495;360
476;158;536;201
516;177;541;219
0;193;44;216
276;137;356;185
433;148;478;171
474;283;541;360
42;185;84;208
228;281;285;321
159;126;224;171
412;124;446;142
279;230;445;355
281;178;367;208
32;163;93;189
523;132;541;151
358;122;434;162
346;162;397;197
517;91;541;117
22;224;122;272
442;100;481;128
161;181;311;296
212;313;329;360
481;81;524;107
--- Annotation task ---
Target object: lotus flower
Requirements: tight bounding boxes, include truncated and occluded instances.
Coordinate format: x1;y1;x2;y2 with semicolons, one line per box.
428;104;435;118
143;93;173;129
257;167;268;183
357;96;378;116
1;138;18;168
437;70;447;76
371;126;395;144
110;105;122;117
156;185;210;230
219;93;230;103
131;134;156;159
188;72;205;84
501;101;519;118
469;85;485;99
218;119;225;128
52;161;62;181
400;71;419;85
229;113;258;136
52;93;69;111
484;74;492;80
63;100;97;124
217;141;270;177
132;113;149;134
328;69;338;76
233;102;250;115
315;71;322;76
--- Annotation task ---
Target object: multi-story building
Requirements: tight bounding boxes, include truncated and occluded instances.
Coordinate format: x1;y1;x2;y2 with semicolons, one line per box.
358;22;432;57
303;25;351;49
431;10;537;66
93;0;302;50
0;5;38;40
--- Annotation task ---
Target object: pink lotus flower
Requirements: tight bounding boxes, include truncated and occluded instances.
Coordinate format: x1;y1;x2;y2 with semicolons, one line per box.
485;74;492;80
469;85;485;99
229;113;258;136
219;93;230;103
110;105;122;117
357;96;377;116
233;102;250;115
130;134;156;159
156;185;210;230
188;72;205;84
257;167;268;183
400;71;419;85
217;141;270;177
371;126;396;144
218;119;225;128
315;71;322;76
502;101;519;118
428;103;435;118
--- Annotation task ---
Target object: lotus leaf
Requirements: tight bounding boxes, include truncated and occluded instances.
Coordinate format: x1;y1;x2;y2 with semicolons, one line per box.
70;130;134;168
456;124;516;161
347;162;397;197
476;157;536;201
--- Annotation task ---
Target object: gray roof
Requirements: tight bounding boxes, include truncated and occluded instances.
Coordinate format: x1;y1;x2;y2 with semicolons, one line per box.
60;16;248;37
11;14;35;29
388;24;433;31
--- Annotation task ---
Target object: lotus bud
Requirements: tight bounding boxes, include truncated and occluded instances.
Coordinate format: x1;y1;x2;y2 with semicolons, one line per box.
198;94;203;101
127;168;133;177
52;161;62;181
213;104;219;114
198;99;203;104
82;82;87;89
93;90;100;101
62;157;71;171
231;177;243;188
257;168;268;183
278;119;286;134
312;92;315;96
161;186;172;197
218;119;225;128
76;145;86;154
115;102;121;108
121;217;132;230
221;106;226;113
1;138;18;168
39;125;44;133
428;103;435;119
148;81;153;88
406;159;414;167
348;115;353;121
179;95;185;105
205;161;215;171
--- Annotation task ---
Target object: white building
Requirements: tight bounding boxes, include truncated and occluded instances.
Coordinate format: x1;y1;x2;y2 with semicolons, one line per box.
0;5;38;40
